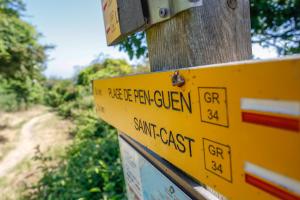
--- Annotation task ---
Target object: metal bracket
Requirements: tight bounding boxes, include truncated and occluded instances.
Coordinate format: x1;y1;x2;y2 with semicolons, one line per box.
146;0;203;27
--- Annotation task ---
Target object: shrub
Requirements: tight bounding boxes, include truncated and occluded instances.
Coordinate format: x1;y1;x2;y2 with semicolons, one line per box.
24;119;125;200
22;59;135;200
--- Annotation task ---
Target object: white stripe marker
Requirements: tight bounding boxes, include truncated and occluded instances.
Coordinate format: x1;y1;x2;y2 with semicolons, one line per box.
194;186;226;200
241;98;300;116
245;162;300;195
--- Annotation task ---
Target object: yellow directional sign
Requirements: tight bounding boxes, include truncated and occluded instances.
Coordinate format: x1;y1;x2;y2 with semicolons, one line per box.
93;57;300;200
102;0;121;45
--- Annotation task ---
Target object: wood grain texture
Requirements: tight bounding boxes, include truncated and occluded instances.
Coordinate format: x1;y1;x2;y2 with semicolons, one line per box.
146;0;252;71
118;0;145;33
114;0;146;43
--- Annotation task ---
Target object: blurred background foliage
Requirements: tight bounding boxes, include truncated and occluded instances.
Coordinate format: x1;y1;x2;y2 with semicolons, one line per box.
23;60;128;199
251;0;300;55
0;0;299;199
0;0;47;111
22;57;149;200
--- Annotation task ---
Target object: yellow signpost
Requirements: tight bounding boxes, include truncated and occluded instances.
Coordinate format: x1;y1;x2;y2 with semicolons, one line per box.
102;0;121;45
93;57;300;200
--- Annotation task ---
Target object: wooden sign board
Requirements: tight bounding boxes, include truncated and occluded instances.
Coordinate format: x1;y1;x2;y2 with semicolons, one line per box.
101;0;146;45
93;57;300;200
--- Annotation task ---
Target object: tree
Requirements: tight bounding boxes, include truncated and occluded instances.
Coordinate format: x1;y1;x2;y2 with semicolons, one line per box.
118;0;300;59
118;32;147;60
0;12;47;79
251;0;300;55
0;0;47;109
0;0;25;17
76;58;133;86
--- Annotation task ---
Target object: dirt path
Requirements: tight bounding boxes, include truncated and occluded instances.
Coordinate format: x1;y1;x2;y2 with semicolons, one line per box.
0;113;51;177
0;107;73;199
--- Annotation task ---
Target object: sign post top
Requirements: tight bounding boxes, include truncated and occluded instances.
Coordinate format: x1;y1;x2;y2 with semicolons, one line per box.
101;0;203;45
102;0;121;45
101;0;146;45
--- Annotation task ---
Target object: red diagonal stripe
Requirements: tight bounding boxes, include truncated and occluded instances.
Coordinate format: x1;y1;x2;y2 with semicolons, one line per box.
242;112;299;132
106;27;110;34
103;2;108;11
245;174;300;200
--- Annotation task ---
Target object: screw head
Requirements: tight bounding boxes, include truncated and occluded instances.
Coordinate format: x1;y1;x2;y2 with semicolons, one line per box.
168;186;175;194
227;0;237;9
159;8;169;18
172;71;185;87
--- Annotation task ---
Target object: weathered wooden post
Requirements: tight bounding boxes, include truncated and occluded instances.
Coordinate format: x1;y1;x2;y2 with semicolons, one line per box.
146;0;252;71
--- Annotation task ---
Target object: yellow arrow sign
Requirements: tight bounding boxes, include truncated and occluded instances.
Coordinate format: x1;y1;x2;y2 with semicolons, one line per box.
93;57;300;200
102;0;121;45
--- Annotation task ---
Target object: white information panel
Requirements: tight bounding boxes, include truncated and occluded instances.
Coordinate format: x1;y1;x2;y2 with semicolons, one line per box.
119;136;193;200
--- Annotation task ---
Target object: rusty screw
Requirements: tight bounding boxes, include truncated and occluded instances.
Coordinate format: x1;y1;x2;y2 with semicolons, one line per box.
159;8;169;18
172;71;185;87
227;0;237;9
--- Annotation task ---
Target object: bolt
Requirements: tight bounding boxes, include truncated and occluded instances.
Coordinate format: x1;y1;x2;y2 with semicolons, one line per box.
159;8;169;18
168;186;175;194
171;71;185;87
227;0;237;9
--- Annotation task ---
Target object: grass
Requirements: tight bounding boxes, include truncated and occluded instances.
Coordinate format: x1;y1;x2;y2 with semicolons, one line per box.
0;107;73;200
0;115;29;161
0;177;7;187
0;158;31;200
0;129;21;161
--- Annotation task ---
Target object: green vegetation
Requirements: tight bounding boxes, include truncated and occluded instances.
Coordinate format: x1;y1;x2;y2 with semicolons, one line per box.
0;75;45;111
251;0;300;55
0;0;47;111
0;2;147;197
22;58;147;200
0;1;139;198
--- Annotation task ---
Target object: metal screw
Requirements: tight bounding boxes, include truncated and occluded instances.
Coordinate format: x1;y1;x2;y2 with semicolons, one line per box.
171;71;185;87
159;8;169;18
227;0;237;9
168;186;175;194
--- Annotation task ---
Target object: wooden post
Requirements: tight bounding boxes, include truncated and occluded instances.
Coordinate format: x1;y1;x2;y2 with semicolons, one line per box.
146;0;252;71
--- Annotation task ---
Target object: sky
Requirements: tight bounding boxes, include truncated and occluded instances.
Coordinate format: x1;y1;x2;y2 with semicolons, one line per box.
23;0;130;78
23;0;277;78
